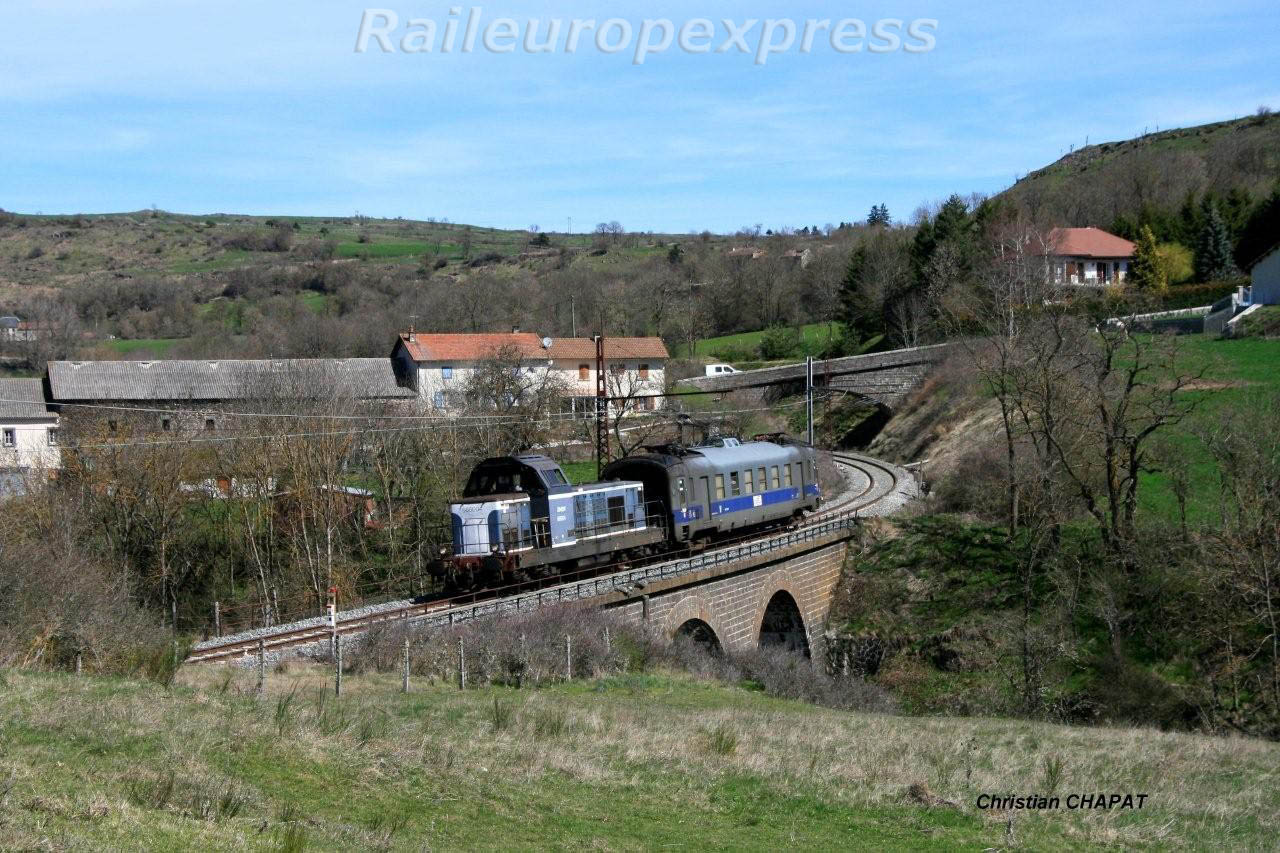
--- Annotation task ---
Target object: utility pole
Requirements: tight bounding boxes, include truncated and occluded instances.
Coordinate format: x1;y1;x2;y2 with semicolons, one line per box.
570;295;577;338
805;356;815;445
595;334;608;479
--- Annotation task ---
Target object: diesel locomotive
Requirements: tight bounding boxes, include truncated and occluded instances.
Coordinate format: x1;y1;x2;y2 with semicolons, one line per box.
441;435;820;589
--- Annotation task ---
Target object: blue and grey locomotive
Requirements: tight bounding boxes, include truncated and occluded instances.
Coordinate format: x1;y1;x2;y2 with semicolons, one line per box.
443;454;665;587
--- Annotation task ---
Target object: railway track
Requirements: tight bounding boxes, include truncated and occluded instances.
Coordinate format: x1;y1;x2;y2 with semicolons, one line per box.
187;452;910;665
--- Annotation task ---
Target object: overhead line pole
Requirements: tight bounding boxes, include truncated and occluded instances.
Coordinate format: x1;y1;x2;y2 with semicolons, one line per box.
806;355;814;446
595;335;608;479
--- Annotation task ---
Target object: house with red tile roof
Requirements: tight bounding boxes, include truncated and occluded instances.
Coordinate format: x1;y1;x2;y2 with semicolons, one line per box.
1046;227;1136;287
392;331;669;412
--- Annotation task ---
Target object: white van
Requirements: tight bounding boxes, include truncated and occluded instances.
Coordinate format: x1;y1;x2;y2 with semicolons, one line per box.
704;363;740;377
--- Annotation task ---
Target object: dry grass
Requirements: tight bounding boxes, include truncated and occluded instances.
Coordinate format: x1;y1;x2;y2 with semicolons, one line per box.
0;664;1275;849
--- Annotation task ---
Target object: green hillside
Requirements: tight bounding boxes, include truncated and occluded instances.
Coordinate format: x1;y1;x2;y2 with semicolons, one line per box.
1000;111;1280;228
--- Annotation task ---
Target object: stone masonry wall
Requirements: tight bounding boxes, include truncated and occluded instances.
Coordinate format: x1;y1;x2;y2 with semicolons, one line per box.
607;539;848;652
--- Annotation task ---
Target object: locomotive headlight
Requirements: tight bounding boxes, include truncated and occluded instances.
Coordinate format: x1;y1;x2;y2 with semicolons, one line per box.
490;544;501;554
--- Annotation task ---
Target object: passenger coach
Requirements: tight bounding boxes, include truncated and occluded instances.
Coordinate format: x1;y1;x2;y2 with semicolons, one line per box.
601;435;820;544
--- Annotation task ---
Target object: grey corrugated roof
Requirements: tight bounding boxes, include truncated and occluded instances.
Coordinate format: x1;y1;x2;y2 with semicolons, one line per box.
47;358;415;402
0;378;55;420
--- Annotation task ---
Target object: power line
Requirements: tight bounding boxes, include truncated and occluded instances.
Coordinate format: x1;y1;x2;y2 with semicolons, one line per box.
37;398;818;453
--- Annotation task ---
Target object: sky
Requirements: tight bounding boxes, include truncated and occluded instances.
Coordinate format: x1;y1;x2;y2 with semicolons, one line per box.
2;0;1278;233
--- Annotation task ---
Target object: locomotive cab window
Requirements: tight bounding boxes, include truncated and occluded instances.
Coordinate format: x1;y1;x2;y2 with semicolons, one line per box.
607;495;626;527
677;478;687;507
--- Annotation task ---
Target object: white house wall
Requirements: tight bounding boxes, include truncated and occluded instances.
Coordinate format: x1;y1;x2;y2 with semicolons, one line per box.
0;420;61;470
413;359;665;411
1252;248;1280;305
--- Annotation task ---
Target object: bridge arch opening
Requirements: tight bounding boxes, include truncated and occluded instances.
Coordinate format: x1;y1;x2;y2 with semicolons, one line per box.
759;591;810;657
675;619;723;655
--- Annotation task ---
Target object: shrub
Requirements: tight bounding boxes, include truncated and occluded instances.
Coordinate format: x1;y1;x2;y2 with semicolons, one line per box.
1156;281;1242;311
758;326;800;360
343;606;893;714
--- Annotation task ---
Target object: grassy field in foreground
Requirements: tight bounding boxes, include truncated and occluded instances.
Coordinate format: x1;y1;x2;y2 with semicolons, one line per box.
0;666;1276;850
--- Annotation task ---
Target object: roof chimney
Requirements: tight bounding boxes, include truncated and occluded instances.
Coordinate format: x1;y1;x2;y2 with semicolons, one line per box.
512;326;520;334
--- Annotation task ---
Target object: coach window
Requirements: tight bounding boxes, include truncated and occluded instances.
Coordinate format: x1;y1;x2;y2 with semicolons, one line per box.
758;467;767;491
743;468;754;493
714;474;725;500
578;364;590;380
784;464;793;487
770;465;780;488
729;471;740;496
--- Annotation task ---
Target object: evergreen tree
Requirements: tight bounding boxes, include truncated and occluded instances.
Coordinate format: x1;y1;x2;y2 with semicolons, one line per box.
1234;186;1280;270
837;245;879;343
1194;200;1240;282
867;204;891;227
1128;225;1167;291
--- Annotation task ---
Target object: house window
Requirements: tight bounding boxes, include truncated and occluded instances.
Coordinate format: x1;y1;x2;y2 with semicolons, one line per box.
47;428;59;446
433;391;445;409
204;418;216;432
441;366;453;379
2;428;14;448
638;363;650;379
579;364;590;380
161;417;171;432
610;362;624;375
108;419;118;433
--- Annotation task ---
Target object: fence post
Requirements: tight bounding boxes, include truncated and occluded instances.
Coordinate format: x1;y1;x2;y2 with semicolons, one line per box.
457;636;466;690
335;634;343;697
402;636;410;694
565;634;572;681
75;650;82;676
213;600;221;638
256;639;265;698
603;626;611;656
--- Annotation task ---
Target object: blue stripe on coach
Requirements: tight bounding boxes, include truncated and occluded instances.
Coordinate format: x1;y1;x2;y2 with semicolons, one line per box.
710;487;801;517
